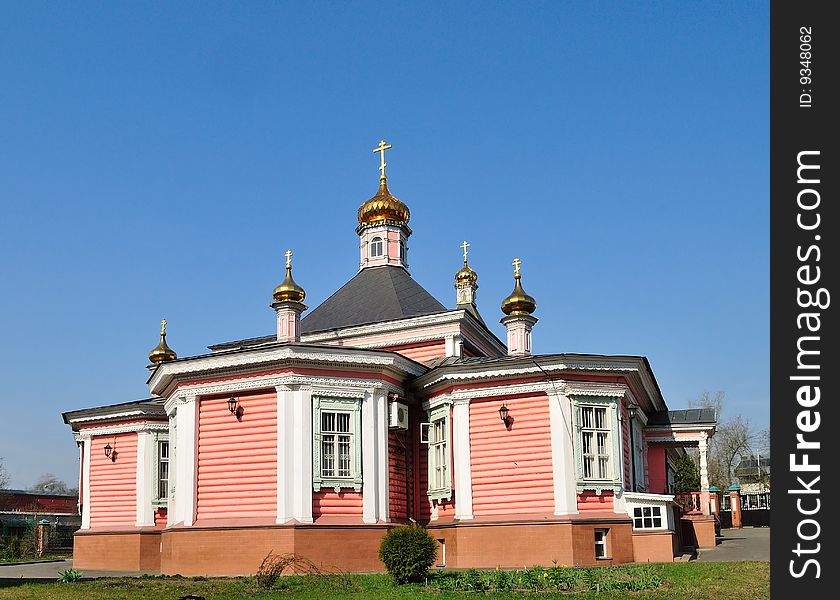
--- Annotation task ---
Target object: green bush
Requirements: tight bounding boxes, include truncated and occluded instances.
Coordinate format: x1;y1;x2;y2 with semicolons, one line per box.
58;568;83;583
378;525;438;584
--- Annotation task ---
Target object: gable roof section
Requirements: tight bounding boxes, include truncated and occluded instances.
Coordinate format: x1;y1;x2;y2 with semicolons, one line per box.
300;266;448;334
646;408;717;427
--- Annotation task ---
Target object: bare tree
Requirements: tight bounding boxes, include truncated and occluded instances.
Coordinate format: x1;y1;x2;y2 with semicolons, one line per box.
30;473;72;495
0;457;9;489
689;391;767;489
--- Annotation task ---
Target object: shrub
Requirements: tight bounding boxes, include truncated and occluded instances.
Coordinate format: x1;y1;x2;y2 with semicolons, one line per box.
378;525;438;584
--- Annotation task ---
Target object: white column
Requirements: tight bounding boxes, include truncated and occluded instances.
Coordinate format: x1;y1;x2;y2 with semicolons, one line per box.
699;434;711;515
548;392;578;515
174;396;198;526
376;390;389;522
452;400;473;520
81;439;91;529
135;431;155;527
167;413;176;526
362;389;380;524
276;386;313;523
444;334;463;357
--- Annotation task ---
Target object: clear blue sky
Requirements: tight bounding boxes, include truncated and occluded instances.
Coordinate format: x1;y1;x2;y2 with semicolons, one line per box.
0;1;768;488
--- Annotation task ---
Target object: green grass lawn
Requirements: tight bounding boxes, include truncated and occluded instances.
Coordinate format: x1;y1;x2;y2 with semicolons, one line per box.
0;562;769;599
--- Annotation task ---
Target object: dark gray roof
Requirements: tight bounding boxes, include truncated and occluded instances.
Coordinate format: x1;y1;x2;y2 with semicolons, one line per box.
62;397;165;425
300;266;448;334
647;408;717;427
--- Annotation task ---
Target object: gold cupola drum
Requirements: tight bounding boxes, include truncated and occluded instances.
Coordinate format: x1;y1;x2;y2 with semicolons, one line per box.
500;258;538;356
148;319;177;365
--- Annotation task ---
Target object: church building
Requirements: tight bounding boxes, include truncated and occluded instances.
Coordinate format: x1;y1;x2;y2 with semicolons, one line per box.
62;141;717;574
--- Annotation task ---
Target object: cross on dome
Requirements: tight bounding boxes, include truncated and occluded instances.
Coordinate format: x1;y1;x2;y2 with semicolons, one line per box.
160;319;167;335
373;139;392;180
285;249;293;268
512;257;522;277
461;240;470;264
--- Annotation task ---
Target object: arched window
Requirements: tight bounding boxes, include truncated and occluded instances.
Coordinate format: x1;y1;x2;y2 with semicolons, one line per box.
370;237;384;257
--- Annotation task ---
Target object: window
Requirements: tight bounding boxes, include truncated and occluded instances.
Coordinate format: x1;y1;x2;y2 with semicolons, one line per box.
320;411;352;478
580;406;610;480
399;240;406;261
594;529;609;558
312;397;362;492
632;506;663;529
429;418;448;491
370;237;384;257
158;441;169;499
425;405;451;501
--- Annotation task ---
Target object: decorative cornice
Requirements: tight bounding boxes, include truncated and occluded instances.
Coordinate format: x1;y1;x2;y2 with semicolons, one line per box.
74;421;169;441
68;410;147;424
149;344;424;398
563;382;628;398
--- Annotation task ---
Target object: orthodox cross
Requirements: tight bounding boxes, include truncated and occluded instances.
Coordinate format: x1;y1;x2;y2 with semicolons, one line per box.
285;249;293;268
460;240;470;263
160;319;167;335
512;257;522;276
373;139;392;179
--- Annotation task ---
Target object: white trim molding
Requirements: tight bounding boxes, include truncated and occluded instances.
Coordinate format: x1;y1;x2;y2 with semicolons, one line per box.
276;386;314;524
548;392;578;515
81;440;91;529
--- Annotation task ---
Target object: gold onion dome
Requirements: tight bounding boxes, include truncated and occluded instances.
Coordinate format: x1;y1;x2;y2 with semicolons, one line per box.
273;253;306;304
455;261;478;286
357;177;410;228
501;272;537;316
149;320;177;365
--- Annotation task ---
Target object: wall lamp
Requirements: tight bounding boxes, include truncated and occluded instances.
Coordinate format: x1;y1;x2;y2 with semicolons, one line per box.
228;396;242;419
104;443;115;461
498;405;512;429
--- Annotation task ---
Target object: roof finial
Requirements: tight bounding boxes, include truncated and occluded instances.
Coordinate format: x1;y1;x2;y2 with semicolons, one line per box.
512;257;522;278
149;318;177;365
461;240;470;265
285;249;293;269
160;319;167;336
373;139;392;181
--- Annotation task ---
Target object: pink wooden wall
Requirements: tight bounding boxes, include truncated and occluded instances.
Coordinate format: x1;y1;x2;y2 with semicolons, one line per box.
646;444;667;494
88;432;137;528
196;391;277;521
312;490;363;521
382;340;446;363
388;430;409;521
576;491;615;512
469;394;554;517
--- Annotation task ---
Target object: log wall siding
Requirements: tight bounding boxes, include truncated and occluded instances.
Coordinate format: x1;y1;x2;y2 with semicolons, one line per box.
196;391;277;520
387;340;446;363
388;430;409;521
469;394;554;516
89;433;138;528
312;490;363;519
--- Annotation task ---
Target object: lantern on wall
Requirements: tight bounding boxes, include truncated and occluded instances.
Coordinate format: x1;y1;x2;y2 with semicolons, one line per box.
228;396;242;419
104;443;114;461
498;405;512;428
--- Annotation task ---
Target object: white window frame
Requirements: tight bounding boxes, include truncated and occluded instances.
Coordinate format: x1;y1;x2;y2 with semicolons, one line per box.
572;396;623;493
312;397;362;492
151;432;170;507
370;237;384;257
427;405;451;501
594;528;610;559
632;505;664;530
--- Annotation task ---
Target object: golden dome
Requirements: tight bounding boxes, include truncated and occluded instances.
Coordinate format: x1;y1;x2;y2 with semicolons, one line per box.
273;265;306;304
455;262;478;286
501;273;537;316
149;320;177;365
357;177;410;228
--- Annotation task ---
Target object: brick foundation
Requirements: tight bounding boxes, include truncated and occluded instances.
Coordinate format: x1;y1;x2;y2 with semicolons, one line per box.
74;530;162;571
631;530;680;562
427;517;634;568
680;515;717;549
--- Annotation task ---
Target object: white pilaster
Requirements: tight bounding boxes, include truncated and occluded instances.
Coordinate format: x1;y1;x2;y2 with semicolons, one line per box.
174;396;198;526
361;388;389;523
135;431;155;527
699;434;711;515
549;392;578;515
445;333;463;357
81;440;91;529
167;413;176;526
276;386;313;523
452;401;474;520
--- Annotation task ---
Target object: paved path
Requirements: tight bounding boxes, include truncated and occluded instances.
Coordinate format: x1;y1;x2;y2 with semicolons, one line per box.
697;527;770;561
0;559;156;581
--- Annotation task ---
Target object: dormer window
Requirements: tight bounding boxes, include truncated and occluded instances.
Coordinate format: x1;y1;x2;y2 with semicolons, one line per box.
370;237;384;257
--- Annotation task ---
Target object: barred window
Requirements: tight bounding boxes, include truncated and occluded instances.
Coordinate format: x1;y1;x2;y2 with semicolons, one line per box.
158;441;169;500
320;411;353;479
